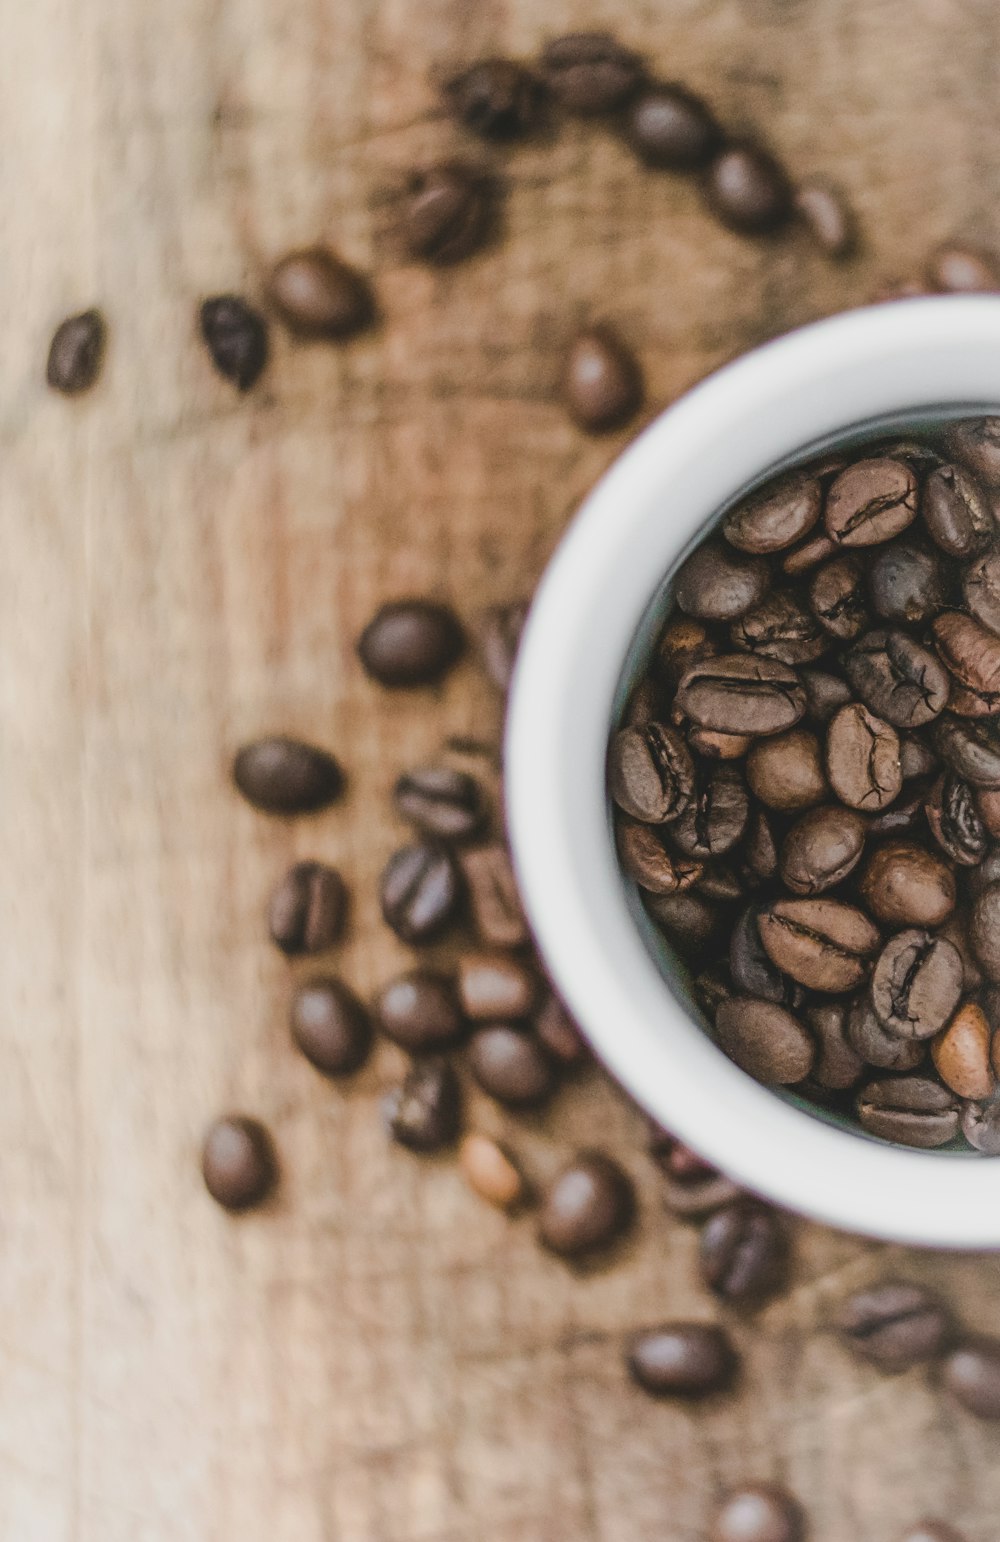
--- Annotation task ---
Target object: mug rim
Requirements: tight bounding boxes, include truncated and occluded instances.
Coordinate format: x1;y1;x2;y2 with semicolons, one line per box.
506;296;1000;1249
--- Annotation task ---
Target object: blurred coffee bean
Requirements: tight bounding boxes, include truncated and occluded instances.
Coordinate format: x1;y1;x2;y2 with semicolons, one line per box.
444;58;541;139
731;589;826;665
458;952;537;1019
677;655;806;736
971;883;1000;979
871;930;962;1038
358;600;464;687
946;418;1000;489
646;889;721;956
714;997;814;1084
618;818;703;893
699;1200;787;1302
932;1003;995;1100
609;721;695;822
809;554;869;640
825;458;918;546
233;736;343;814
926;772;988;866
538;1151;634;1256
825;702;902;812
480;600;528;692
376;970;465;1051
806;1003;864;1089
534;990;588;1066
469;1024;556;1106
268;247;374;338
668;765;750;858
927;244;1000;293
795;179;855;257
940;1335;1000;1418
730;906;792;1003
899;1523;968;1542
290;977;372;1076
843;630;948;729
380;842;462;943
199;295;268;390
651;1129;743;1217
540;31;644;113
384;1059;462;1152
397;161;492;263
847;994;926;1072
459;1134;526;1209
868;537;948;623
746;729;826;812
674;542;771;622
709;1484;805;1542
562;325;642;432
268;862;347;954
923;463;994;557
858;841;955;927
626;82;719;169
779;805;866;895
856;1075;960;1148
460;842;530;945
202;1116;276;1211
757;897;879;992
724;469;823;554
627;1323;738;1397
46;308;106;394
394;765;485;840
836;1280;951;1371
704;141;793;233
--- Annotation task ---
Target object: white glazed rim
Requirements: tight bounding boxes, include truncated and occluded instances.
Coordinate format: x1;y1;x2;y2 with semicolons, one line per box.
506;296;1000;1249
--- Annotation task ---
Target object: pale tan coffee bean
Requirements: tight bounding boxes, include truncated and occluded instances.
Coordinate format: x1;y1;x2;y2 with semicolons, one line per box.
459;1134;526;1210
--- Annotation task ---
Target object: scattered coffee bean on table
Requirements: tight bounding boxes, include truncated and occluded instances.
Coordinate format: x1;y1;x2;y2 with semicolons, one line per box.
393;765;485;840
794;179;855;258
396;161;493;264
836;1280;951;1371
268;247;374;339
926;243;1000;293
444;58;542;139
384;1058;462;1152
626;1322;738;1398
458;951;537;1019
460;842;530;947
459;1133;526;1209
290;977;372;1076
625;81;720;170
469;1023;556;1106
538;1150;634;1257
268;861;348;954
540;31;644;115
199;295;269;390
46;308;106;394
533;989;588;1066
562;325;643;433
709;1484;805;1542
900;1523;968;1542
202;1115;277;1211
358;599;465;687
380;841;462;943
699;1199;787;1303
233;735;343;814
940;1334;1000;1419
480;600;529;693
375;970;465;1051
704;141;793;234
651;1128;744;1218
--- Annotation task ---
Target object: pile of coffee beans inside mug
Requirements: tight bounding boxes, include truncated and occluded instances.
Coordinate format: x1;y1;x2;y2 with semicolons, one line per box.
611;415;1000;1153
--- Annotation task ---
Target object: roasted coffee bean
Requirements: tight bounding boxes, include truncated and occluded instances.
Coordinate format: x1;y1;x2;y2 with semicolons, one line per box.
290;977;372;1076
809;554;869;640
779;805;866;895
646;890;721;955
923;462;994;557
843;630;948;729
540;31;644;113
934;718;1000;787
940;1335;1000;1419
46;308;106;394
668;765;750;858
267;861;347;954
947;417;1000;489
714;997;814;1084
825;457;918;546
688;727;752;760
538;1151;634;1256
674;542;771;622
457;952;536;1020
358;600;464;687
651;1130;743;1217
847;994;926;1072
704;141;793;234
444;58;541;139
626;678;659;724
202;1116;276;1211
724;470;823;555
397;161;492;263
783;532;838;574
609;721;695;822
806;1003;865;1089
746;729;826;811
731;589;826;665
964;548;1000;637
469;1024;556;1106
394;765;484;840
856;1075;961;1147
699;1200;787;1302
937;909;983;990
268;248;374;339
932;1002;995;1100
376;970;465;1050
928;244;1000;293
760;896;879;993
871;929;963;1039
926;772;988;865
932;611;1000;707
730;907;792;1003
534;990;587;1066
978;787;1000;837
795;179;855;257
655;616;715;686
459;1134;526;1209
380;842;462;943
384;1059;462;1152
961;1097;1000;1154
867;776;934;838
626;82;719;169
899;1522;968;1542
742;809;779;883
836;1280;950;1371
695;967;734;1018
900;735;938;780
460;842;530;946
199;295;268;390
858;841;955;927
618;818;703;894
627;1323;738;1398
562;325;643;432
233;736;343;814
826;702;902;812
709;1484;805;1542
868;536;948;624
801;668;852;723
677;655;806;736
480;599;528;693
971;883;1000;979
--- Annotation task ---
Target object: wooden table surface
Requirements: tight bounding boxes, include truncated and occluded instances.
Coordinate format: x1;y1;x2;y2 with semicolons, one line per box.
6;0;1000;1538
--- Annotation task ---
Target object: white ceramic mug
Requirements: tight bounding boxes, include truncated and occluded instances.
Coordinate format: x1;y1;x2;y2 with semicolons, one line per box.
506;296;1000;1248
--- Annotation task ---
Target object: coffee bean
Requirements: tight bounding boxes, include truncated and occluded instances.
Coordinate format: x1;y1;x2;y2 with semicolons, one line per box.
202;1116;276;1211
393;765;485;840
609;721;695;823
758;897;879;992
626;82;719;169
618;817;703;893
268;861;347;954
651;1129;743;1217
801;668;852;723
783;533;838;574
935;722;1000;798
562;325;642;432
534;990;588;1066
715;997;814;1084
871;930;963;1039
457;952;537;1020
937;909;983;990
826;702;902;811
469;1024;556;1106
704;141;793;234
825;457;918;546
695;967;734;1018
837;1279;951;1371
396;161;492;263
268;247;373;339
480;600;528;693
947;418;1000;489
646;890;722;957
795;179;855;258
677;655;806;736
731;589;826;665
540;31;644;114
742;809;779;883
674;542;771;622
655;616;716;685
376;970;465;1050
923;462;994;557
926;772;988;865
779;805;866;895
729;907;793;1004
46;308;106;394
806;1003;865;1089
233;736;343;814
809;554;870;640
961;1097;1000;1154
460;842;530;946
940;1335;1000;1418
970;883;1000;979
199;295;268;390
458;1133;526;1209
746;729;826;812
384;1059;462;1152
927;243;1000;293
689;727;752;760
932;1002;994;1100
844;630;949;729
709;1485;805;1542
699;1200;787;1302
668;765;750;859
380;842;462;943
963;549;1000;639
723;469;823;555
444;58;542;139
859;841;955;927
978;787;1000;837
900;735;938;780
900;1523;968;1542
538;1151;634;1256
932;611;1000;707
868;537;949;624
358;600;464;687
627;1323;738;1398
847;994;926;1072
868;776;935;839
290;977;372;1075
857;1074;961;1147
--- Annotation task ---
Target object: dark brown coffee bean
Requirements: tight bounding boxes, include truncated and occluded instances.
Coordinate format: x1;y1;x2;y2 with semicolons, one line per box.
538;1151;634;1256
806;1003;865;1089
393;765;484;840
926;772;988;865
459;1133;526;1209
928;244;1000;292
674;542;771;622
899;1524;968;1542
937;909;983;991
742;809;779;883
699;1200;787;1302
444;58;541;139
946;417;1000;489
609;721;694;823
859;841;955;927
809;554;869;640
933;718;1000;788
617;817;703;893
268;861;347;954
971;883;1000;980
290;977;372;1075
715;997;814;1084
677;655;806;737
380;842;462;943
932;1002;995;1100
826;703;902;812
688;727;752;760
871;930;963;1039
469;1023;556;1105
746;729;826;812
46;308;106;394
978;787;1000;837
758;897;880;992
795;179;855;257
651;1130;743;1217
825;457;918;546
709;1484;805;1542
724;469;823;555
202;1116;276;1211
801;668;852;724
731;589;826;665
704;141;793;233
268;248;374;339
655;616;716;685
694;967;734;1019
358;600;464;687
847;994;926;1072
534;990;587;1066
844;630;949;729
900;735;938;780
867;776;935;838
923;462;994;557
540;31;644;114
933;611;1000;706
961;1097;1000;1154
233;736;343;814
940;1335;1000;1418
729;907;792;1004
783;533;838;574
856;1075;961;1147
868;537;948;624
562;325;642;432
779;805;866;895
646;889;722;957
964;549;1000;639
837;1279;951;1371
457;952;536;1020
397;161;492;263
627;1323;738;1398
460;842;530;946
375;970;464;1050
384;1058;462;1152
625;82;719;169
480;600;528;693
668;765;750;859
199;295;268;390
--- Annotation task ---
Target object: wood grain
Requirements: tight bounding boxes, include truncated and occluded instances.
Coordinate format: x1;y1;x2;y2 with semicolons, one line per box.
4;0;1000;1538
